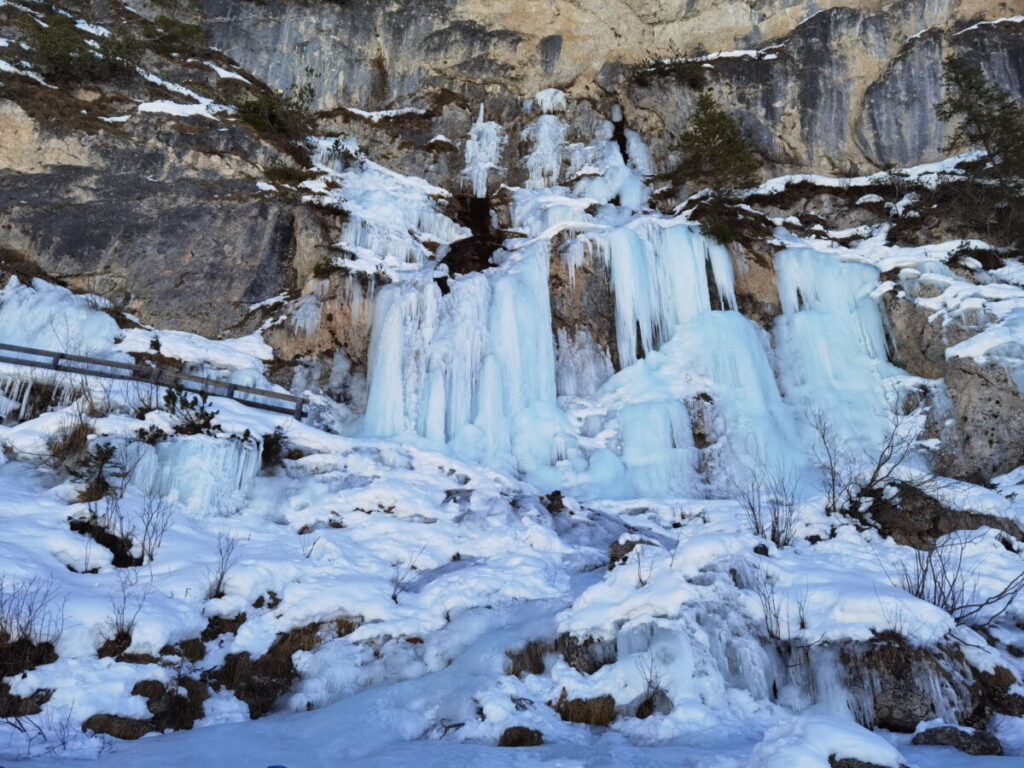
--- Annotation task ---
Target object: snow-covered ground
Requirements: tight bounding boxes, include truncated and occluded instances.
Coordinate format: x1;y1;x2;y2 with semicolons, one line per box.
2;52;1024;766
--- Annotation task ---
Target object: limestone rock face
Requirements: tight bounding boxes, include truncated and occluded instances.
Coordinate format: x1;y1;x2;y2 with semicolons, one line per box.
0;102;300;337
199;0;1024;176
883;290;1024;481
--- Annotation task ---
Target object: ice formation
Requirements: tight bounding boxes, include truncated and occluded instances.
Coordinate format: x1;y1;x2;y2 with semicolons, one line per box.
356;94;902;498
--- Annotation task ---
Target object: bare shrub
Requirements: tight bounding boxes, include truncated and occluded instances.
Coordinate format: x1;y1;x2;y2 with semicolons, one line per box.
0;575;65;651
634;543;655;587
740;468;799;548
391;545;426;603
809;394;930;516
103;570;151;649
884;530;1024;628
634;651;668;718
746;562;782;640
137;495;173;564
810;410;857;515
48;410;92;469
206;533;241;600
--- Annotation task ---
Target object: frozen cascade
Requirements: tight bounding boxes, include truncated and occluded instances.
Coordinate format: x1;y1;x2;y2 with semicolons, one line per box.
357;97;904;498
583;220;737;367
131;435;260;513
618;399;699;497
463;105;505;198
363;240;565;473
523;114;566;189
773;247;900;451
309;139;469;268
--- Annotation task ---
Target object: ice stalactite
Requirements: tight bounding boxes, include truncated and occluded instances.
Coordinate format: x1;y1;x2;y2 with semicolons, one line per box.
309;138;469;272
363;241;563;473
131;435;260;514
772;247;899;451
523;113;566;189
463;104;505;198
583;220;737;367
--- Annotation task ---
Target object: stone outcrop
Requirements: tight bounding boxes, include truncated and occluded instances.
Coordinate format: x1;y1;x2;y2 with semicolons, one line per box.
912;725;1004;755
195;0;1024;177
883;290;1024;481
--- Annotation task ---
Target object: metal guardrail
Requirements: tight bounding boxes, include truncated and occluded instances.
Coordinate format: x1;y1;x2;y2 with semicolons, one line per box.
0;342;306;420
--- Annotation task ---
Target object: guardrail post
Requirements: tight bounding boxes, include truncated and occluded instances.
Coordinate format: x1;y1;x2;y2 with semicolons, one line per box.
50;353;63;371
293;396;304;421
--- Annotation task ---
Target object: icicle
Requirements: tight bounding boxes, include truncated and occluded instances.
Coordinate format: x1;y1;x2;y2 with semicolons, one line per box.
523;114;567;189
463;105;505;198
773;247;898;451
361;242;558;473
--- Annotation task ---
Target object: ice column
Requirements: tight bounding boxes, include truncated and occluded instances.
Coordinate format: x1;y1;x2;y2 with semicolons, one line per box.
463;105;505;198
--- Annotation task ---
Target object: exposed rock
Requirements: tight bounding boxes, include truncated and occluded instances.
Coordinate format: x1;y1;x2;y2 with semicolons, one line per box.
199;0;1024;176
0;682;52;718
828;758;903;768
912;725;1003;756
506;639;550;677
81;713;157;740
552;690;616;726
549;244;619;372
498;725;544;746
131;677;208;731
862;481;1024;549
210;618;359;718
883;290;1024;481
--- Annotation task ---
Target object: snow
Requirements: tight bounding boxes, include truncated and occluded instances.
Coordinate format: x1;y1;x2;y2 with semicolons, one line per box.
344;106;429;122
137;100;216;119
74;19;109;37
202;61;248;82
749;715;906;767
954;16;1024;36
3;83;1024;768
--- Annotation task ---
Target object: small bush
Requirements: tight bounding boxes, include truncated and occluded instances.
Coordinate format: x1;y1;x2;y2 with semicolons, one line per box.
29;16;140;84
264;161;316;186
136;424;169;445
261;427;287;470
234;81;315;146
48;413;92;468
0;575;64;676
71;441;117;502
312;256;338;280
628;58;706;90
163;387;220;436
673;92;762;195
937;56;1024;182
152;15;206;56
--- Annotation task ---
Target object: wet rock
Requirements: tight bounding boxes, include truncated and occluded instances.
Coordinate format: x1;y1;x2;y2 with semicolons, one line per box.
912;725;1003;756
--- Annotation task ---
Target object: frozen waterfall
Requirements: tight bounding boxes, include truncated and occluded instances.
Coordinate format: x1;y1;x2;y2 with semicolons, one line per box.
358;92;902;498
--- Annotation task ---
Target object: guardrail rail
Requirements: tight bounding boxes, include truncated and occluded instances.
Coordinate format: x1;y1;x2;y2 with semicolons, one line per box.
0;342;306;420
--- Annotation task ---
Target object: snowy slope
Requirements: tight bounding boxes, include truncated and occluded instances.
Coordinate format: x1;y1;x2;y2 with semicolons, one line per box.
2;78;1024;768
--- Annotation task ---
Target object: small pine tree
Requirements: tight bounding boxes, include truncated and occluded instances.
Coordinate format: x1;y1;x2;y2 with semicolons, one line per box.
936;56;1024;180
71;442;117;501
163;387;220;436
674;93;762;194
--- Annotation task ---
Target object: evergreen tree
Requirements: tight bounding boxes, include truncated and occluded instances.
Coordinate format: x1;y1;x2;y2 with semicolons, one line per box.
674;93;761;194
936;56;1024;180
